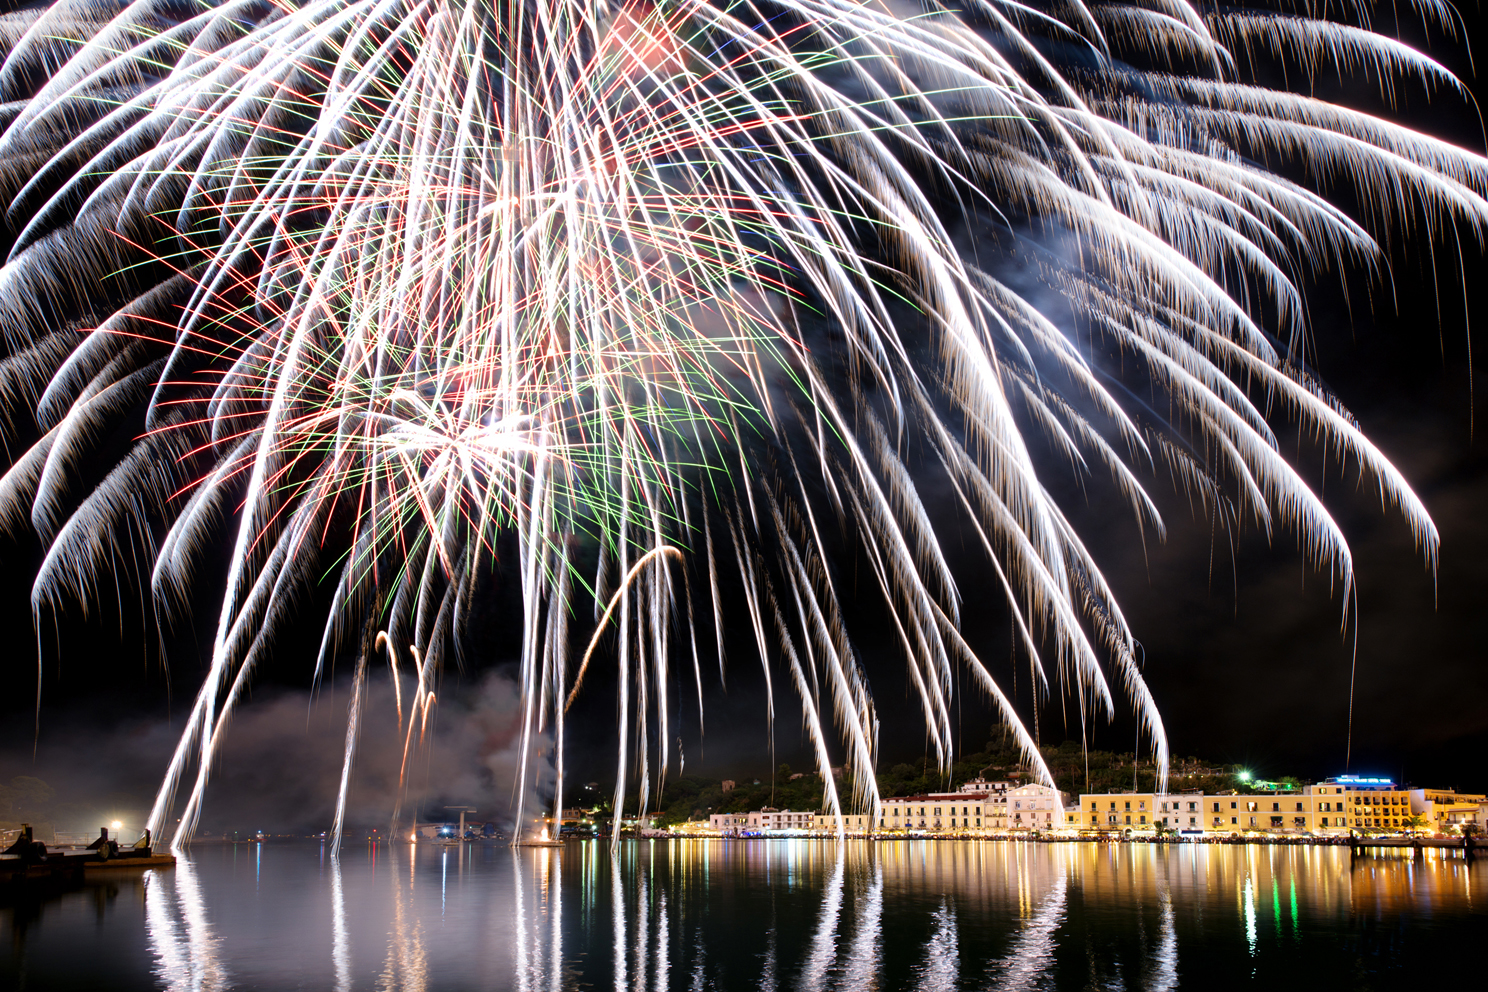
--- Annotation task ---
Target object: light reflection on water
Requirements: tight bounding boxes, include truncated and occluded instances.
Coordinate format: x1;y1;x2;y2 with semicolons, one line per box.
2;841;1479;990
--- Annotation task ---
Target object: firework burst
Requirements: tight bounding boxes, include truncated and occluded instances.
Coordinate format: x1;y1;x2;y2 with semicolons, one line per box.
0;0;1476;845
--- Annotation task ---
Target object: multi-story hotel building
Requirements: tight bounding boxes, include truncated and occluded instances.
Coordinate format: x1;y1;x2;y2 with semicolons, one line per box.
1073;792;1206;832
1071;776;1422;836
1205;792;1324;833
817;778;1064;835
1076;788;1342;835
811;812;876;835
706;809;814;834
1406;787;1486;832
1307;776;1415;832
877;784;995;834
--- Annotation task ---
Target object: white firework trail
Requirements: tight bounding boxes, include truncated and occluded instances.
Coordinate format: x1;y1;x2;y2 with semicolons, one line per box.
0;0;1474;846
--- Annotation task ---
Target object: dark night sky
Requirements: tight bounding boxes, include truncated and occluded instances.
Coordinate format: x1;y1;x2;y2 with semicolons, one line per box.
1;6;1485;824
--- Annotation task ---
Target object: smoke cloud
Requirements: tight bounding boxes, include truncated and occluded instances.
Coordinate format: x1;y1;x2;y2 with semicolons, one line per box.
0;670;554;840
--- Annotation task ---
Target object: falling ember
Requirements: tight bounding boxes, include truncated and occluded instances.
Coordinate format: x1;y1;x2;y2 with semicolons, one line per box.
0;0;1470;847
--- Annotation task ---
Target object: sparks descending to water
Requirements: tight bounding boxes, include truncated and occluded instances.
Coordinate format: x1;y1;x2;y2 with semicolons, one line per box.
0;0;1477;843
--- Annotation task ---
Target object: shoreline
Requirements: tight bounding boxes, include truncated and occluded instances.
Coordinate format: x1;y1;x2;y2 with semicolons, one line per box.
661;832;1477;852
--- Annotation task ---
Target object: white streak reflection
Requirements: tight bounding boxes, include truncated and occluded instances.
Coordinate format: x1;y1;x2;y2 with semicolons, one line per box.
143;857;227;991
145;870;189;987
612;852;627;992
634;869;649;992
378;847;429;992
689;930;706;992
515;850;533;992
759;920;776;992
514;849;565;992
332;859;351;992
549;852;564;992
798;851;844;991
984;871;1066;991
654;890;669;992
1147;884;1178;992
840;860;882;989
1243;873;1257;958
176;857;227;990
916;900;958;992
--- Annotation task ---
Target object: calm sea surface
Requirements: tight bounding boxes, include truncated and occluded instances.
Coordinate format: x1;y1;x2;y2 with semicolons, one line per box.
1;840;1480;990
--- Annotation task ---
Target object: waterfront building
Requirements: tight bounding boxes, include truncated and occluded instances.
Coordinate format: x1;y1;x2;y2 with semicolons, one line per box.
810;812;875;834
706;813;750;833
1077;788;1325;835
1005;783;1062;831
1406;788;1487;832
1207;791;1325;834
705;809;816;834
702;774;1450;840
1071;776;1422;837
874;779;1063;834
1308;777;1415;833
879;790;993;833
1075;792;1203;833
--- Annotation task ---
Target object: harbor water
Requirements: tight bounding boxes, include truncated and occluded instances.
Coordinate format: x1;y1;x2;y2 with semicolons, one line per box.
2;839;1480;989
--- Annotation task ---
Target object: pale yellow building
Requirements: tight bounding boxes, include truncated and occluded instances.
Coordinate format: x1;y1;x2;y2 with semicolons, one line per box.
1075;792;1200;833
1205;792;1322;834
1308;777;1415;833
1076;789;1325;835
811;812;875;834
1074;776;1421;837
848;779;1063;835
879;789;997;834
1406;788;1486;833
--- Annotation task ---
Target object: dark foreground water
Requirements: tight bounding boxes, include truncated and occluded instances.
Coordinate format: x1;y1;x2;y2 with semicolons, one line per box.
2;840;1480;990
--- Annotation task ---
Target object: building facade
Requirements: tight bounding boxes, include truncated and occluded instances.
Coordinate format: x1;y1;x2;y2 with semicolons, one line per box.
706;809;813;834
1071;776;1425;836
1406;788;1486;832
873;779;1063;834
1075;792;1203;833
1308;777;1415;833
